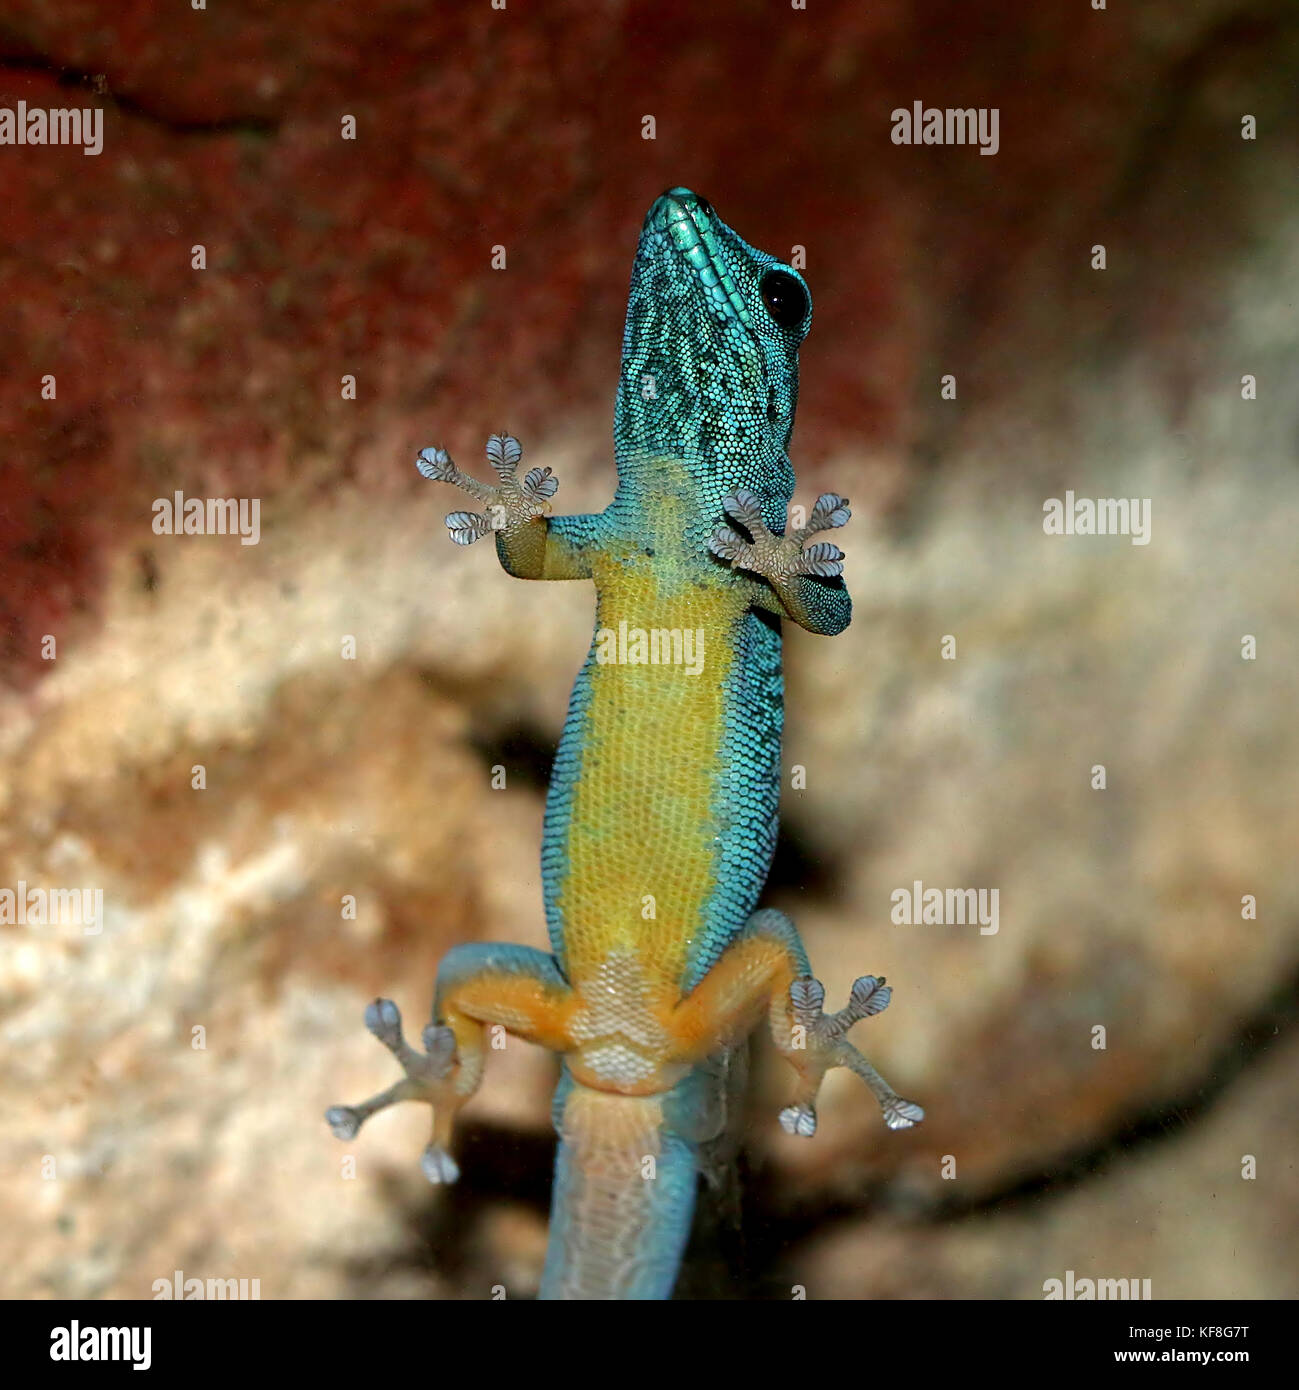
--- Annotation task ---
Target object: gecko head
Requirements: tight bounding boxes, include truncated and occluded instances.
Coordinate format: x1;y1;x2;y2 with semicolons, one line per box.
616;187;812;500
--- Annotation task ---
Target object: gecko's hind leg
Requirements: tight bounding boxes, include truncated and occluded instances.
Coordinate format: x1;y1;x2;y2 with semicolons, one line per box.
326;942;576;1185
668;907;923;1138
325;998;465;1182
778;970;925;1135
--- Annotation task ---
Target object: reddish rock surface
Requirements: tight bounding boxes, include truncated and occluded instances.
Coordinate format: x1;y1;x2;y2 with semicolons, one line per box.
1;1;1297;1299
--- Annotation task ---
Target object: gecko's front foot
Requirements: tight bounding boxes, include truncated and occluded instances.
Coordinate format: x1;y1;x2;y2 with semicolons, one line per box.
416;433;559;545
779;974;925;1136
709;489;850;582
325;999;464;1184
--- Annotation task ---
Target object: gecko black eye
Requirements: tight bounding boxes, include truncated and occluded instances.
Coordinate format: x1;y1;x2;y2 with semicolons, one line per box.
759;270;807;329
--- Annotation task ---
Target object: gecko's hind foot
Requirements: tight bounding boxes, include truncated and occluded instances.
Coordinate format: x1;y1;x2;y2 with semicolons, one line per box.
420;1146;461;1185
709;489;850;582
325;999;465;1184
778;1103;818;1137
781;973;924;1134
416;434;558;544
324;1105;363;1140
880;1096;926;1131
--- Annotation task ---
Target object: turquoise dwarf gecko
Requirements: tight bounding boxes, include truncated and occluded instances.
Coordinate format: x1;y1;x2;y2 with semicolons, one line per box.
327;188;923;1298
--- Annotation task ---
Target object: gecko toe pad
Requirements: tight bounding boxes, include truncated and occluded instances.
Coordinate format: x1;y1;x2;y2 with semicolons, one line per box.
778;1104;818;1138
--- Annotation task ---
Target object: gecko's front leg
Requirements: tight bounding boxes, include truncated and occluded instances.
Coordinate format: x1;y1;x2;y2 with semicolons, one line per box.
416;433;597;581
709;488;853;635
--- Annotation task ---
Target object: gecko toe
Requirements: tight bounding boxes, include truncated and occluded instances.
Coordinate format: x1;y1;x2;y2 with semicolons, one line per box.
324;1105;361;1141
420;1144;461;1185
415;446;456;482
364;998;404;1047
778;1104;818;1138
882;1098;925;1130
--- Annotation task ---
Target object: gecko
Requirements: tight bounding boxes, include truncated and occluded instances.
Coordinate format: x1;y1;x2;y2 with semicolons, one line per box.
326;187;923;1299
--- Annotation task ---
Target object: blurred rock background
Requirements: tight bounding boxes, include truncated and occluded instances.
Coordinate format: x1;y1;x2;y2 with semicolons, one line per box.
1;0;1296;1299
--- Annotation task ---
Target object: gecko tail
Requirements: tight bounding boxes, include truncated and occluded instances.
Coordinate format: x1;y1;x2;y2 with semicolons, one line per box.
539;1077;700;1300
